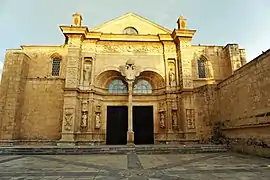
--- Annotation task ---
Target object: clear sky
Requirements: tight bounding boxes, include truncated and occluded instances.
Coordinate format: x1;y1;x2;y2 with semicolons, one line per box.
0;0;269;80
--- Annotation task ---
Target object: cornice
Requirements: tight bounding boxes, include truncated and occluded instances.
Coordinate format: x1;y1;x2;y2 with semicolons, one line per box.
60;25;175;42
59;26;88;37
172;28;197;40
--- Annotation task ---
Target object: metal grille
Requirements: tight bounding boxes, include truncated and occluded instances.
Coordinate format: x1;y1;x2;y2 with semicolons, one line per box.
198;59;206;78
51;59;61;76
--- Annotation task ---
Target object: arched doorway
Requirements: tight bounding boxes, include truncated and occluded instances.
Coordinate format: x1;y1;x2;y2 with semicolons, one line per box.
95;70;165;145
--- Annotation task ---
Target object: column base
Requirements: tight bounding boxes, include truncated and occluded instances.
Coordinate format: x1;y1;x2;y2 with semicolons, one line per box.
59;133;74;142
127;130;134;145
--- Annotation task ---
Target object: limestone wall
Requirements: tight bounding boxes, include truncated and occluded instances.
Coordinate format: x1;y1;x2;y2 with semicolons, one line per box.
0;47;67;140
193;84;218;142
21;46;67;78
217;50;270;152
20;79;64;140
194;49;270;156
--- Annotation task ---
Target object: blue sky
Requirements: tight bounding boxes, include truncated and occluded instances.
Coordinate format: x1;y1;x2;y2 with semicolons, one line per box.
0;0;269;80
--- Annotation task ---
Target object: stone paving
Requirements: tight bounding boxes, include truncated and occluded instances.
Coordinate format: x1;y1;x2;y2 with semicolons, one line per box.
0;152;269;179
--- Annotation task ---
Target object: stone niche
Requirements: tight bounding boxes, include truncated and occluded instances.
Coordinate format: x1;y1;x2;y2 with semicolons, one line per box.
80;100;89;131
82;57;93;87
168;58;176;87
158;102;166;130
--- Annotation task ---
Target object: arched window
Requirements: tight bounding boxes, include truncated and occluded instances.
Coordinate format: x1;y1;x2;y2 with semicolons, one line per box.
197;58;206;78
123;27;138;35
51;53;62;76
108;79;128;94
133;79;152;94
51;59;61;76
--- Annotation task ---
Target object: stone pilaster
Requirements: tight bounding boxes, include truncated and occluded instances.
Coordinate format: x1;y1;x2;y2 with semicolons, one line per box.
166;100;173;132
59;35;83;143
161;41;178;89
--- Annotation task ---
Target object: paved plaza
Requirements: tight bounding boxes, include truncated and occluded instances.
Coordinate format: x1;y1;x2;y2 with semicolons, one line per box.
0;152;269;179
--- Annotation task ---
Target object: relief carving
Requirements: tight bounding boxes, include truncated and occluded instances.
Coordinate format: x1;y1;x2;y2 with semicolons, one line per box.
180;40;190;48
119;59;141;81
164;45;176;53
158;102;166;129
64;108;74;131
172;101;177;110
81;111;88;128
68;37;81;47
160;112;165;129
67;67;78;77
95;113;101;129
95;103;101;129
82;43;95;52
66;67;78;86
186;109;195;129
81;100;89;112
80;100;89;130
172;111;178;128
96;42;162;53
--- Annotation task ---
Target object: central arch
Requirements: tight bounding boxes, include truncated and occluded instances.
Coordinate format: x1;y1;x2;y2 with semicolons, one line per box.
95;69;165;145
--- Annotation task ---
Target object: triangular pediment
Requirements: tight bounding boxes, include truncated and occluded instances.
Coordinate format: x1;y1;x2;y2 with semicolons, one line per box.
89;13;172;35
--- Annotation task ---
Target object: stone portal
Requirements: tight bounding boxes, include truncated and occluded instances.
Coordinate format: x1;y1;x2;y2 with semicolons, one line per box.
133;106;154;144
106;106;128;145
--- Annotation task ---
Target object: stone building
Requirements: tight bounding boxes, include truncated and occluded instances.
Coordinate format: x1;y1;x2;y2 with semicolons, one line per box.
0;13;247;145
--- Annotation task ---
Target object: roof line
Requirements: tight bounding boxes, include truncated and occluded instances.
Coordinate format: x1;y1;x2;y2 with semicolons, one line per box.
89;12;172;33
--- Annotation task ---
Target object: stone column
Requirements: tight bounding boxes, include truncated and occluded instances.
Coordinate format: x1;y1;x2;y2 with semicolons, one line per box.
119;59;141;145
166;101;173;132
127;80;134;145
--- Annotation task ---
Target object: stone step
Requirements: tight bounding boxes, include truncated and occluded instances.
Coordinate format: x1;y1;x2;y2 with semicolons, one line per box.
0;144;229;155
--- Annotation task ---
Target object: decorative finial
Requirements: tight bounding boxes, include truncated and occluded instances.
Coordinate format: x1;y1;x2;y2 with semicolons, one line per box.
72;12;83;27
177;16;187;30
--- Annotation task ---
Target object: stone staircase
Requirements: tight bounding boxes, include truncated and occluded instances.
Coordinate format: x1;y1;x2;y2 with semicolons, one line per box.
0;144;229;155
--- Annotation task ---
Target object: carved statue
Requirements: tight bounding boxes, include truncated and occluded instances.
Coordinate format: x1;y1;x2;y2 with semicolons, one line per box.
83;64;92;82
95;113;101;129
160;113;165;129
169;68;176;86
81;112;88;128
64;108;74;131
172;111;177;128
119;59;141;81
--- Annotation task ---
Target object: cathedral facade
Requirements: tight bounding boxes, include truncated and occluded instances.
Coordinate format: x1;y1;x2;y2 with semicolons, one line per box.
0;13;246;145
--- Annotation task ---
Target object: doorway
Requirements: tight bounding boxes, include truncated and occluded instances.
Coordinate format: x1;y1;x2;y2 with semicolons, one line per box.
106;106;128;145
133;106;154;144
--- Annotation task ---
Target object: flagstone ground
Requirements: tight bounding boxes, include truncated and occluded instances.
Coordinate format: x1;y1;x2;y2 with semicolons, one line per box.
0;152;269;179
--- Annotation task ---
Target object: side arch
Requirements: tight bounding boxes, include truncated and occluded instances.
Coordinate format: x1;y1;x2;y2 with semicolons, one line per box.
95;70;125;89
136;70;165;89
